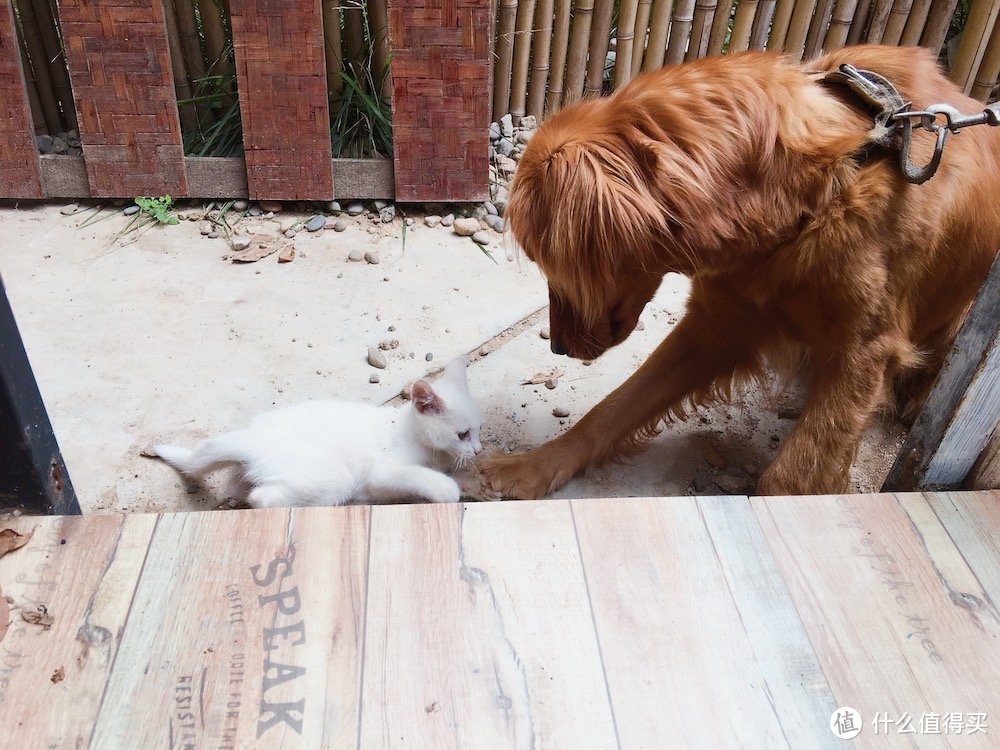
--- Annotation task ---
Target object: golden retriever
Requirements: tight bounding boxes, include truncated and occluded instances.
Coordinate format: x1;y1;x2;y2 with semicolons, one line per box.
483;44;1000;498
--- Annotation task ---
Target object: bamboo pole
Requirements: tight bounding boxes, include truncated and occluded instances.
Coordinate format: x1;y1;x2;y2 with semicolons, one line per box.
846;0;872;43
644;0;673;71
632;0;653;69
342;0;367;88
29;0;76;130
881;0;915;46
729;0;761;52
584;0;615;97
666;0;698;62
174;0;207;82
527;0;555;116
769;0;799;49
900;0;933;44
921;0;962;52
162;0;199;135
615;0;641;87
971;8;1000;100
864;0;895;43
825;0;860;48
368;0;391;100
546;0;572;113
749;0;778;48
687;0;719;59
493;0;517;117
783;0;818;57
16;18;47;135
803;0;835;57
708;0;736;54
322;0;345;103
564;0;595;103
951;0;1000;94
199;0;233;97
13;0;62;133
510;0;538;117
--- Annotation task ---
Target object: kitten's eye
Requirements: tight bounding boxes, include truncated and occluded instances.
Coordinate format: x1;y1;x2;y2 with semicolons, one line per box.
457;430;470;441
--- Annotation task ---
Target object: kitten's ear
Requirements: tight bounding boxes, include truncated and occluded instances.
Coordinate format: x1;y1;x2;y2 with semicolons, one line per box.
443;356;469;387
411;379;444;414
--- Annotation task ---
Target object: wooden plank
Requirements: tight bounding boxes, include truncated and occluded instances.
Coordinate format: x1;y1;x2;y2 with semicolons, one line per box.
572;496;802;747
925;490;1000;607
230;0;334;201
968;433;999;488
360;501;616;749
89;507;369;748
753;493;1000;746
57;0;186;198
884;250;1000;491
39;157;394;200
388;0;491;202
0;0;44;198
0;514;156;747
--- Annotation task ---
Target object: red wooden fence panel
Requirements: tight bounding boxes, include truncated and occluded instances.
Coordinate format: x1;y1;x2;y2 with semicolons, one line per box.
229;0;334;200
58;0;186;197
388;0;491;202
0;0;44;198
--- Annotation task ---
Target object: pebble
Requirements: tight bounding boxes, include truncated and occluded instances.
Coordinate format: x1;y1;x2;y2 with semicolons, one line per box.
367;347;388;369
471;231;491;245
233;200;249;211
495;154;517;175
304;215;326;232
441;213;455;227
36;134;54;154
279;217;298;233
278;245;296;263
123;205;140;216
496;138;515;157
484;201;498;216
60;203;81;215
260;200;282;213
346;201;365;216
636;320;646;330
207;231;219;239
332;219;347;232
489;122;502;141
517;130;535;145
485;214;504;233
364;251;381;264
66;146;82;156
325;200;341;213
51;136;68;154
425;352;433;361
479;346;490;356
249;206;262;217
500;113;514;138
231;235;252;250
552;407;570;418
348;249;364;261
544;379;557;390
453;217;480;236
199;222;213;235
369;373;380;384
405;217;414;227
379;338;399;350
424;215;442;228
540;327;550;339
520;115;537;130
379;206;396;223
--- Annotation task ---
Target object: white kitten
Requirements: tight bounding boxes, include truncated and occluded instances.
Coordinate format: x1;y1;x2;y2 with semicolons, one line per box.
154;356;483;508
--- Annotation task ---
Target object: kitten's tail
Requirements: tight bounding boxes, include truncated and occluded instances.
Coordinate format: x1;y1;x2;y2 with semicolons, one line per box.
154;433;248;478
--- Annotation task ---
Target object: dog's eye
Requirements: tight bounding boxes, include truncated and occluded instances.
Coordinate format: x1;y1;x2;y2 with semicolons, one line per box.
457;430;470;441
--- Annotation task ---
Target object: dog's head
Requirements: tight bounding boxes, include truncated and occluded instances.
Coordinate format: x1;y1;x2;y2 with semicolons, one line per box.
506;101;692;360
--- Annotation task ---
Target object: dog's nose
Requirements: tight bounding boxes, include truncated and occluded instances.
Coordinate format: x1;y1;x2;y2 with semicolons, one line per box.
550;339;569;356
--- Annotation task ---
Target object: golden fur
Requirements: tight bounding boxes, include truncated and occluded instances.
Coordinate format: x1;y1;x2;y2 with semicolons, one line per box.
482;45;1000;498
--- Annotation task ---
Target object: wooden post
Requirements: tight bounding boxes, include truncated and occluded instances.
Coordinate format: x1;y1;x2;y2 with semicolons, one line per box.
230;0;334;200
388;0;491;203
883;252;1000;491
0;0;44;198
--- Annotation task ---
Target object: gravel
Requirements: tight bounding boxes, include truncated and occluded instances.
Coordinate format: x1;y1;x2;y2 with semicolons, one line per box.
552;407;570;418
453;217;480;236
367;347;388;369
364;251;381;264
471;231;491;245
305;215;326;232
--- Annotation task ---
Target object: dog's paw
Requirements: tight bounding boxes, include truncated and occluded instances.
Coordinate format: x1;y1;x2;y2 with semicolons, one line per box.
480;448;577;500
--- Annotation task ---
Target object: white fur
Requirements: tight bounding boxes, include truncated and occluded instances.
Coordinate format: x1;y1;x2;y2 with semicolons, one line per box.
154;356;483;508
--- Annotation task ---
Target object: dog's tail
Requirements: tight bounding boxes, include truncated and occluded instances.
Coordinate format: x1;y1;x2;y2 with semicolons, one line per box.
154;433;248;477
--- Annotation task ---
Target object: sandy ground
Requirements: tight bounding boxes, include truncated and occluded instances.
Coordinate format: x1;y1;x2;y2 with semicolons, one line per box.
0;202;905;514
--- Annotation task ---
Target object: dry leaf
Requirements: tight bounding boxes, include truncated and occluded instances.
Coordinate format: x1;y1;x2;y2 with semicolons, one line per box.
51;666;65;684
21;605;53;631
0;588;9;645
0;527;34;558
231;244;278;263
277;244;296;263
520;369;562;386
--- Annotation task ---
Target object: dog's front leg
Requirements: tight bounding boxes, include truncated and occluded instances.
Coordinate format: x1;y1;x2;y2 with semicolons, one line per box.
758;345;889;495
482;290;772;499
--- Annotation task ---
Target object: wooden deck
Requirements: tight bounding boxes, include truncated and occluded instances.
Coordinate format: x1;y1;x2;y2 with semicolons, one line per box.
1;491;998;748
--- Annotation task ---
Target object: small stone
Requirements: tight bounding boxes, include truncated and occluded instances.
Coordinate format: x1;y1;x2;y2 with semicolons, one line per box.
484;201;498;216
517;130;535;145
369;373;380;384
326;200;341;212
489;122;502;141
198;222;213;235
36;134;54;154
261;211;274;219
123;204;140;216
305;214;326;232
471;231;491;245
66;146;82;156
494;186;509;215
544;379;557;390
332;219;347;232
348;249;364;262
473;205;489;222
51;136;68;154
368;347;388;369
346;201;365;216
231;234;252;250
495;154;517;175
379;338;399;350
552;406;570;418
496;138;515;157
453;217;480;236
260;200;282;212
278;245;296;263
379;205;396;223
233;200;249;211
485;214;504;233
424;352;433;361
520;115;537;130
405;217;414;227
582;360;593;366
373;200;387;211
364;251;381;264
60;202;81;215
479;346;490;356
279;217;298;233
424;215;442;228
207;231;219;239
441;213;455;227
540;327;550;340
500;113;514;138
249;206;262;217
636;320;646;330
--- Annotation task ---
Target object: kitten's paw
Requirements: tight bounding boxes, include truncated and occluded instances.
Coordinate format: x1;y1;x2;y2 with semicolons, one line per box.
424;475;461;504
248;483;296;508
